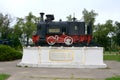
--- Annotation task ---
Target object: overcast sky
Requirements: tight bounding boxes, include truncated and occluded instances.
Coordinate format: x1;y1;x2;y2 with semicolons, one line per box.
0;0;120;24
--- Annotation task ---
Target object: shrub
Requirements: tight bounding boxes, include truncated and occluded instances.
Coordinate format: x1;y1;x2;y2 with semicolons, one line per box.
0;45;22;61
12;37;23;50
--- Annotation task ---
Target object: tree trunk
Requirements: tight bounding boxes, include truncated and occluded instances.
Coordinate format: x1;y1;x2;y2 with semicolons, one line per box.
26;34;29;46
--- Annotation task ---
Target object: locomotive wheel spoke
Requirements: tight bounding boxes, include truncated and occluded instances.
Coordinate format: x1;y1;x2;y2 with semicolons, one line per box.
64;36;73;45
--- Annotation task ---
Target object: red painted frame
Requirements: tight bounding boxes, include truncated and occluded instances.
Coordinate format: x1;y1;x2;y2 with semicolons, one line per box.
32;34;92;45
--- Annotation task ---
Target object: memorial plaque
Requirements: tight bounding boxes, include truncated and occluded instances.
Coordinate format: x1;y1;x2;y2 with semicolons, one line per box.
49;50;74;61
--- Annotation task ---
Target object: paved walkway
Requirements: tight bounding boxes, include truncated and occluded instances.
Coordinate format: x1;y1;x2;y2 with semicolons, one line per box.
0;60;120;80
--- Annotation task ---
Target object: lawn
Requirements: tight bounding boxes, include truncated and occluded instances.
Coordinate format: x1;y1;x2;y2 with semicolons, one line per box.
105;76;120;80
0;74;10;80
104;51;120;61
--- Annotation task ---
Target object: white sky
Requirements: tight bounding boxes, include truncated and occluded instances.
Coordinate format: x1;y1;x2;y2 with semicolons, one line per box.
0;0;120;24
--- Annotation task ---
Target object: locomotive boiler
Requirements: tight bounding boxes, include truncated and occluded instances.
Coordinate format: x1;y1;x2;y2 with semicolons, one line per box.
32;13;92;46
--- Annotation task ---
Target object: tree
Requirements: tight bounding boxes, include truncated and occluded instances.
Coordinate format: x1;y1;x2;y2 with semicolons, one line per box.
13;12;39;46
82;8;98;25
114;22;120;46
0;13;12;39
22;12;36;46
93;20;115;50
66;15;73;21
13;18;24;38
12;18;24;47
0;13;22;49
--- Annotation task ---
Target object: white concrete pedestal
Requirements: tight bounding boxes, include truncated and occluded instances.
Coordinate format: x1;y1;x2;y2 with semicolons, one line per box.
18;47;107;68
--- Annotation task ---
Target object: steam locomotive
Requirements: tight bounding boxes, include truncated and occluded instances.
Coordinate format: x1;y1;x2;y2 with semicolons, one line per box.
32;13;92;46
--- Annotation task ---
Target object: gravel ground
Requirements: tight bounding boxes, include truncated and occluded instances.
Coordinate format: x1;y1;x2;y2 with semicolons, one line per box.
0;60;120;80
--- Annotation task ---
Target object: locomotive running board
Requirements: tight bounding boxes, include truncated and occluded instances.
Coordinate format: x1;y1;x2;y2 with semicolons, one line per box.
17;46;107;68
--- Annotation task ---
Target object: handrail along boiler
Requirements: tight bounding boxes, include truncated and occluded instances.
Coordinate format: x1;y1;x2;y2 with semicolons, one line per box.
32;12;92;46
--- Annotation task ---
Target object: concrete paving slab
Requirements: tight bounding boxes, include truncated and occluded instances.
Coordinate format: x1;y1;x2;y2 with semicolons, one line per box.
0;60;120;80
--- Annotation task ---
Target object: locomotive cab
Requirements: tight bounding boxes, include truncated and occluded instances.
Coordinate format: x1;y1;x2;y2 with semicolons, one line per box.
67;22;85;35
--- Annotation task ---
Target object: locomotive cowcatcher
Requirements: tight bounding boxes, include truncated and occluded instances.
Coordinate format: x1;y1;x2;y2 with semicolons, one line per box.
32;13;92;46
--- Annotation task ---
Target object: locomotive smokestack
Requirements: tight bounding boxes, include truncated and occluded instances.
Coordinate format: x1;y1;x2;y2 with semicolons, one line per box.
40;12;44;22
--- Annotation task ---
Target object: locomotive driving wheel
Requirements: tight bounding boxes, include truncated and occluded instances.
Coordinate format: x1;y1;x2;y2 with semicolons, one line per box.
64;36;73;45
47;36;56;45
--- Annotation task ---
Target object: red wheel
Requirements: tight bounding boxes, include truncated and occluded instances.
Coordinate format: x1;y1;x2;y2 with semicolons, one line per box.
64;36;73;45
47;36;56;45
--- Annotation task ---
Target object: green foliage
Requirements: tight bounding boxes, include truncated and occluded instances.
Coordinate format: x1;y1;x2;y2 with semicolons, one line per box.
82;8;98;25
66;15;73;21
93;20;115;50
23;12;36;46
12;37;22;50
0;45;22;61
12;12;38;46
0;74;10;80
0;13;12;39
0;13;23;50
114;22;120;46
106;76;120;80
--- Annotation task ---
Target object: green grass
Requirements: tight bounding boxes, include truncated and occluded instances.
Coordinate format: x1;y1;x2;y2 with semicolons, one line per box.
105;76;120;80
104;51;120;61
30;76;95;80
104;51;119;54
104;54;120;61
0;74;10;80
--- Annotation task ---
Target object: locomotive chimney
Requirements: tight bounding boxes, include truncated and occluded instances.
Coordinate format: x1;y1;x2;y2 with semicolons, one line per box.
40;12;44;22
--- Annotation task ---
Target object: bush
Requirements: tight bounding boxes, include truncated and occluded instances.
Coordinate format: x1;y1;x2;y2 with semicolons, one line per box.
0;45;22;61
12;37;23;51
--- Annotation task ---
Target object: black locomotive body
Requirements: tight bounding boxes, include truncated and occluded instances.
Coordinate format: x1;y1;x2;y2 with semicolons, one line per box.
32;13;92;46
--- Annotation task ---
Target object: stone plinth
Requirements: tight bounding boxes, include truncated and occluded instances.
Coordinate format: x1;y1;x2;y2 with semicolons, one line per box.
18;47;107;68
